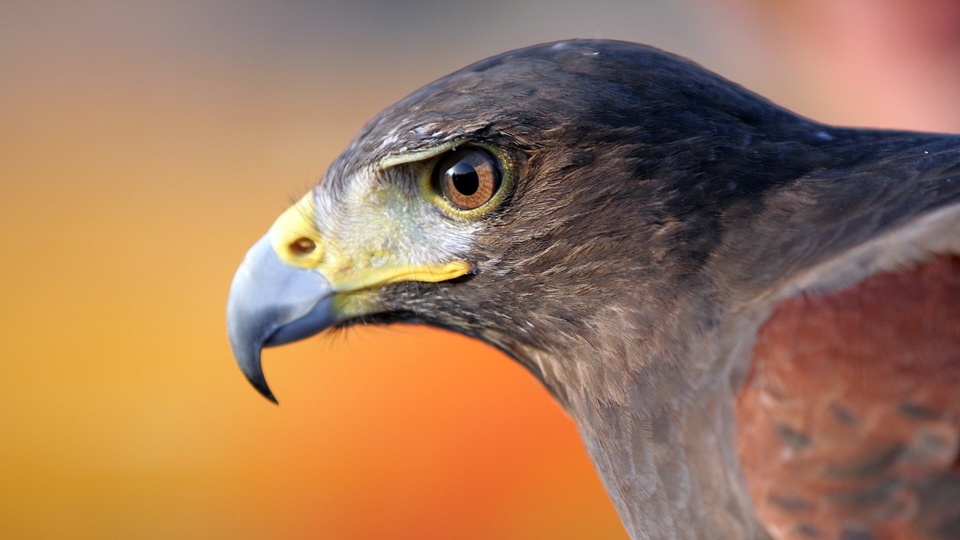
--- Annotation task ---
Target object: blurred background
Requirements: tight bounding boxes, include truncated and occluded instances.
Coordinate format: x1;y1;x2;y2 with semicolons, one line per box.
3;1;960;538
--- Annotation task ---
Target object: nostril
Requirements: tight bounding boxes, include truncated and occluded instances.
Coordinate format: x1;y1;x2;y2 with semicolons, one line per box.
289;237;316;256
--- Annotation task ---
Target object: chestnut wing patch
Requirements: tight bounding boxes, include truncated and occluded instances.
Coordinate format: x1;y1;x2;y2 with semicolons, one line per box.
737;256;960;540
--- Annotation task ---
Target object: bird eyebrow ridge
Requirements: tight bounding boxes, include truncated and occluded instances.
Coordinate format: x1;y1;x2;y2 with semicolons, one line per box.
377;139;466;171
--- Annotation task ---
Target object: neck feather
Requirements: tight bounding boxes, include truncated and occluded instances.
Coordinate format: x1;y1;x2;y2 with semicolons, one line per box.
519;332;770;540
571;383;767;539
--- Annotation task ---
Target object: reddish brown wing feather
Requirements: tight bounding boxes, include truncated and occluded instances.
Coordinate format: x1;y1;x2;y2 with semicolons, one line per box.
737;255;960;540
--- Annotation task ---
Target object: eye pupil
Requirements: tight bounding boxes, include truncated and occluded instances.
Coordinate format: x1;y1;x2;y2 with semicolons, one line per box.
448;163;480;196
432;148;502;211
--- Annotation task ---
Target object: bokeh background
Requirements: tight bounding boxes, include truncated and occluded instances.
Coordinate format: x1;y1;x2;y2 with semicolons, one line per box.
4;1;960;538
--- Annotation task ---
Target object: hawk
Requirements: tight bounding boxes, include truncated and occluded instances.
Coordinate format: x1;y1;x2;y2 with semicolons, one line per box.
227;40;960;539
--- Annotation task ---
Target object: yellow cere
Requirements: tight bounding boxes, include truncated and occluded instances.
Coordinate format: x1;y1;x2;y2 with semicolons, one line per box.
269;192;473;293
269;193;326;269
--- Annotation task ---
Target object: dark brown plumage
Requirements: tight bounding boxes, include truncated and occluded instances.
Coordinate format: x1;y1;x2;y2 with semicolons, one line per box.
227;40;960;539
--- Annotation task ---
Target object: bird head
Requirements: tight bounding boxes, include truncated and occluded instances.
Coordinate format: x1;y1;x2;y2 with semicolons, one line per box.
227;39;820;405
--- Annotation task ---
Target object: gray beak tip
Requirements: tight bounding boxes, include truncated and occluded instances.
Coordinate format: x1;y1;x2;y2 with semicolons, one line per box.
247;372;279;405
227;235;337;405
230;335;280;404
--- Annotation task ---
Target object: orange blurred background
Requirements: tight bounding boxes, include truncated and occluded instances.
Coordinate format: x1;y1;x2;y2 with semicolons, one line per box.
3;2;960;538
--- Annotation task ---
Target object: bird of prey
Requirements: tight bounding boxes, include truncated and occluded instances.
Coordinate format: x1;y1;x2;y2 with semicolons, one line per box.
227;40;960;539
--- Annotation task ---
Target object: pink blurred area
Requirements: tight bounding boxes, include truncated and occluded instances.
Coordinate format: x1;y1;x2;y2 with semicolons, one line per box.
2;2;959;538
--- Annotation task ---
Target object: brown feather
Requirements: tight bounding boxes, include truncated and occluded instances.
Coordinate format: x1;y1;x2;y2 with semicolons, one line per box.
738;255;960;539
232;40;960;539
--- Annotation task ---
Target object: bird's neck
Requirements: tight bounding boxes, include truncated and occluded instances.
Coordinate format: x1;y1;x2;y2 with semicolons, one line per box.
519;331;770;540
567;379;768;540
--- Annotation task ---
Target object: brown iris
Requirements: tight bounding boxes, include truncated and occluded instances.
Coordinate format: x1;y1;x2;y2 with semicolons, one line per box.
432;148;502;211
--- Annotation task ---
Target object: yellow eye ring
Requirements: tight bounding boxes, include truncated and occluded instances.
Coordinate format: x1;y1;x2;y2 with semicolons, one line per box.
378;139;511;219
418;143;511;218
431;147;502;211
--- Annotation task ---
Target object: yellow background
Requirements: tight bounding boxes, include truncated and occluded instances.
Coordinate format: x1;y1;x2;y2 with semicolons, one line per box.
4;1;960;538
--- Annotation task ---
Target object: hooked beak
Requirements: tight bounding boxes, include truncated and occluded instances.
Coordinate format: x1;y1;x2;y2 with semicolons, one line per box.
226;235;337;403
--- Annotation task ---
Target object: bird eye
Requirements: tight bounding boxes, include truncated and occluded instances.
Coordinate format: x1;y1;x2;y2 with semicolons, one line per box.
431;148;502;211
